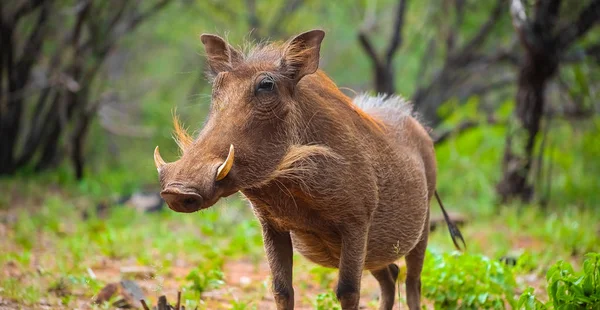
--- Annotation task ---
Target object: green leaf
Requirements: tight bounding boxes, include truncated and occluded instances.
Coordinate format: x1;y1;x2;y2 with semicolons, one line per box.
572;64;590;97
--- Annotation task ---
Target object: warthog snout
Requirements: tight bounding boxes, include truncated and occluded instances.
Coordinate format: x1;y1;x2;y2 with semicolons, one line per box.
160;185;204;213
154;144;238;213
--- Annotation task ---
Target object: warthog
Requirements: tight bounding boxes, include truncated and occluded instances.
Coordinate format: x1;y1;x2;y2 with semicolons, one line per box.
154;29;464;310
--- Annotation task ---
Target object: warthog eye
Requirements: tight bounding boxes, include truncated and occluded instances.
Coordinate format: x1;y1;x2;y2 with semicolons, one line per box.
256;77;275;93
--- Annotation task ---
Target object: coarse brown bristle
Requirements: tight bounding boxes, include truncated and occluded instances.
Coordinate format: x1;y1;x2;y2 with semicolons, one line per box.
172;114;193;152
313;71;385;132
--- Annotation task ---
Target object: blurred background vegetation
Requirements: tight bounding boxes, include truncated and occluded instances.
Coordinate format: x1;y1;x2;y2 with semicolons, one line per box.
1;0;599;309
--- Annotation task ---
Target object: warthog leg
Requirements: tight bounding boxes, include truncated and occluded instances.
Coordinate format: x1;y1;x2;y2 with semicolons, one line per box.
405;211;430;310
260;221;294;310
370;263;400;310
336;224;369;310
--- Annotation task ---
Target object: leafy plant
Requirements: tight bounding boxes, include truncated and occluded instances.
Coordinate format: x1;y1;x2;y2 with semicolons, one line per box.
422;250;517;309
230;299;256;310
309;265;337;289
185;266;225;295
518;287;548;310
0;278;42;305
518;252;600;309
313;291;341;310
550;253;600;307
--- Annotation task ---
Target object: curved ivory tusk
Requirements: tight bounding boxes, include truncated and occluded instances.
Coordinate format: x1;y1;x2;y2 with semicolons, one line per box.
154;146;166;171
216;144;235;181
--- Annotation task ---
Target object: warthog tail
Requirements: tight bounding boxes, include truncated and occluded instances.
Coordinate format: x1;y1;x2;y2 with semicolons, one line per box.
435;191;466;251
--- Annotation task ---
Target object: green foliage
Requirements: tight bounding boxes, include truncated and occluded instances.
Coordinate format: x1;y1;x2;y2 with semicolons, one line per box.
0;278;42;305
422;250;517;309
435;103;508;214
313;291;341;310
229;298;257;310
185;266;225;295
540;213;599;256
548;253;600;309
518;287;548;310
309;265;337;289
519;253;600;310
438;96;483;127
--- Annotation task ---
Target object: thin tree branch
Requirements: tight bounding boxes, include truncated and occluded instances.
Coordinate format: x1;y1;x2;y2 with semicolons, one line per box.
71;1;91;47
470;48;521;66
557;0;600;49
585;42;600;63
452;0;504;63
416;38;436;86
13;0;46;21
15;1;50;87
268;0;304;37
433;117;501;145
446;0;466;54
127;0;172;32
458;75;514;99
533;0;561;31
16;91;61;166
561;42;600;63
433;120;478;144
106;2;128;36
84;0;172;67
357;32;381;68
385;0;408;65
204;0;238;22
358;0;382;67
245;0;261;40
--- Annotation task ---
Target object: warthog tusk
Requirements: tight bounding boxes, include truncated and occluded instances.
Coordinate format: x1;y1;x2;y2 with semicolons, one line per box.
216;144;234;181
154;146;166;171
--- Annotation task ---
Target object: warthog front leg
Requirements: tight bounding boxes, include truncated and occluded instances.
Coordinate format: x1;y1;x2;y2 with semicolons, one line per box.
260;221;294;310
336;225;369;310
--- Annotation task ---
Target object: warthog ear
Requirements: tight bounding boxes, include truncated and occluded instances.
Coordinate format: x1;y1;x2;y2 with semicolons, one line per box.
200;34;243;76
280;29;325;83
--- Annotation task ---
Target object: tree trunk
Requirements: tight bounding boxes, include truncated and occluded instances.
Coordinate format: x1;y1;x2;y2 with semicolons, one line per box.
374;63;395;95
497;50;557;202
0;21;18;175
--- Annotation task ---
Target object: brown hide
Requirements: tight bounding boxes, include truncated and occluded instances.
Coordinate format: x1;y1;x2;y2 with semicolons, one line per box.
154;29;449;310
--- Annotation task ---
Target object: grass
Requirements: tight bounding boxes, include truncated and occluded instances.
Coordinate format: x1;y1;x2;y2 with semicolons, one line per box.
1;175;598;309
0;178;266;308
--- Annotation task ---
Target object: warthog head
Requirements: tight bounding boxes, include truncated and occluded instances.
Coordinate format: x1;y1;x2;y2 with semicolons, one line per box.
154;30;338;213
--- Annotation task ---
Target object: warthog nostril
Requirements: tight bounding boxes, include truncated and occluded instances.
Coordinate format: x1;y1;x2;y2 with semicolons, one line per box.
160;188;204;213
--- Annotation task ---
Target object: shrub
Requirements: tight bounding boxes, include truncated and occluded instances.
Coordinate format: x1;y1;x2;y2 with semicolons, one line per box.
313;291;341;310
422;250;517;309
185;266;225;295
518;252;600;309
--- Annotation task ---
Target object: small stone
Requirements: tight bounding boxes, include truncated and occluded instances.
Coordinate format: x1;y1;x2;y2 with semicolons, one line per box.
93;280;146;309
119;280;146;308
93;282;119;305
239;276;251;286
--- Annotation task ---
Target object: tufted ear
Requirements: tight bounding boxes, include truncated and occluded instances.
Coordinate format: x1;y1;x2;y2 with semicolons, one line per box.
280;29;325;83
200;34;243;77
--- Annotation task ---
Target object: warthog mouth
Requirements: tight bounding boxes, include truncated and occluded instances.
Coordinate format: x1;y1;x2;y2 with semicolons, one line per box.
160;184;206;213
